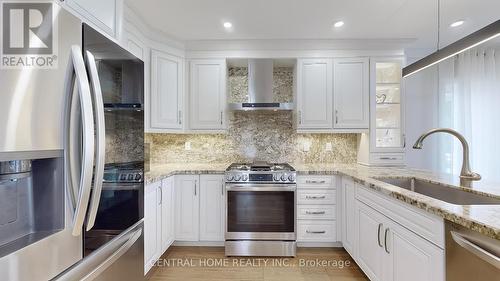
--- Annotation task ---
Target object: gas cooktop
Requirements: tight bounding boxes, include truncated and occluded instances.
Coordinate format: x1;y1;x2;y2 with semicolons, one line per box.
225;162;296;183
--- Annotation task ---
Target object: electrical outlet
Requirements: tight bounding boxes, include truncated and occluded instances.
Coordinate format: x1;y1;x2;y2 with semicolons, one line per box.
184;141;191;150
303;142;311;152
325;142;332;151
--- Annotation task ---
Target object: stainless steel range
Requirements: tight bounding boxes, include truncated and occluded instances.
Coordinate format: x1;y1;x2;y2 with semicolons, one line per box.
225;162;296;257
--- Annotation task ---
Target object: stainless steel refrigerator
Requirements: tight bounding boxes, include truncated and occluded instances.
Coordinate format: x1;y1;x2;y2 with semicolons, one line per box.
0;3;144;281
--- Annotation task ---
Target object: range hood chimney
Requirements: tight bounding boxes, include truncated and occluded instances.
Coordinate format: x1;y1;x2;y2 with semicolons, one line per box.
228;59;293;111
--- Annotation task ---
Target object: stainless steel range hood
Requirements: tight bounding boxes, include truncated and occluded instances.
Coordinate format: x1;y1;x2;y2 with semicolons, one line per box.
228;59;293;111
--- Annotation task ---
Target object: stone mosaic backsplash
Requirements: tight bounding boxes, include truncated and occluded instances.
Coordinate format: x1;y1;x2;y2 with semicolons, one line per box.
105;111;144;164
145;111;357;164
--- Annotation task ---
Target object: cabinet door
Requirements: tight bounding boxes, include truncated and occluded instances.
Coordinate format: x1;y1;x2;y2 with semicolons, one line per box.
151;50;184;130
161;177;175;253
356;201;386;281
341;177;357;257
370;58;405;153
66;0;117;36
189;60;226;130
334;58;369;129
174;175;199;241
297;59;333;129
199;175;225;241
144;181;160;273
384;220;444;281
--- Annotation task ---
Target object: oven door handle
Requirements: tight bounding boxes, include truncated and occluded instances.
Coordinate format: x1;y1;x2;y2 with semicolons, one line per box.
226;184;296;192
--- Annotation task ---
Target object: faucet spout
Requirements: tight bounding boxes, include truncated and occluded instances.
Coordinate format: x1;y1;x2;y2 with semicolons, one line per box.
412;128;481;181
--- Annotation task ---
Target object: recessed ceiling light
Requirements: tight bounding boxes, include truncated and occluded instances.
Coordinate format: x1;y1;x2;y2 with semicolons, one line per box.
450;20;465;27
223;22;233;29
333;21;344;28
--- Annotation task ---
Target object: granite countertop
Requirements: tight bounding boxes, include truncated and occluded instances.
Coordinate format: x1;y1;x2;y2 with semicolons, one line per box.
146;162;500;240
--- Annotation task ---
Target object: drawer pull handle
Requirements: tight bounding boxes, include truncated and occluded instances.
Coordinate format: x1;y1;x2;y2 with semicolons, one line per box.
306;230;326;234
306;195;326;199
380;157;397;160
384;228;390;253
377;223;383;248
306;211;326;215
306;180;327;184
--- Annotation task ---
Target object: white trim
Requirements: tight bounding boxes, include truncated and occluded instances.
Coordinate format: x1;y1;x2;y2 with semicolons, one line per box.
173;241;224;247
297;242;343;248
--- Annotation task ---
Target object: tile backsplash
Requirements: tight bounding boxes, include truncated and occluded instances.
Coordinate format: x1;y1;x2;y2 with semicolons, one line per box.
146;111;357;164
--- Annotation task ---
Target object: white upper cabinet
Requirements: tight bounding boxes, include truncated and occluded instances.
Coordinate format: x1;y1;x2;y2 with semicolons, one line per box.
334;58;369;129
65;0;120;37
175;175;200;241
199;175;225;242
189;60;227;130
296;59;333;130
150;50;184;131
371;58;405;152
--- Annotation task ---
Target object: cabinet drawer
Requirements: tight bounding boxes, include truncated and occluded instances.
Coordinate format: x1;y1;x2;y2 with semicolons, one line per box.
369;153;404;166
297;205;336;220
297;220;336;242
298;190;336;205
297;176;336;189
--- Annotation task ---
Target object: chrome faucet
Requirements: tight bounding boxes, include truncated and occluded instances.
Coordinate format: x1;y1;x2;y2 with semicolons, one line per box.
413;128;481;181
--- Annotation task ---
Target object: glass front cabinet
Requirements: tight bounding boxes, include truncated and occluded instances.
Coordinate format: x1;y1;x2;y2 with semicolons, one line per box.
358;57;405;166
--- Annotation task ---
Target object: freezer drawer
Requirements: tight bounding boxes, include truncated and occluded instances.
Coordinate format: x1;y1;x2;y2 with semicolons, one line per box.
53;220;144;281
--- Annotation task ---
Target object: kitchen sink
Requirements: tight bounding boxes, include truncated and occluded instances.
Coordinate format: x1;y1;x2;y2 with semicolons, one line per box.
374;177;500;205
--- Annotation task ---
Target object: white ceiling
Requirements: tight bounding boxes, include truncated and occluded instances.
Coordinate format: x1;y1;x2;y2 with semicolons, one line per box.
126;0;500;49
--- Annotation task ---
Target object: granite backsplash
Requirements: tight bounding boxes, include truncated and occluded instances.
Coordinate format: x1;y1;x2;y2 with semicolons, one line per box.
145;111;357;164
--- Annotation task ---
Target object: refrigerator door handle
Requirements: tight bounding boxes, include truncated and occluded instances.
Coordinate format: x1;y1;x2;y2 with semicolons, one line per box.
53;225;143;281
84;50;106;231
64;45;95;237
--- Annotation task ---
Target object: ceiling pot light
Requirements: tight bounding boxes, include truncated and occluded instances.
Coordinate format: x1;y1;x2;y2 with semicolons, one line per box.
450;20;465;27
223;22;232;29
333;21;344;28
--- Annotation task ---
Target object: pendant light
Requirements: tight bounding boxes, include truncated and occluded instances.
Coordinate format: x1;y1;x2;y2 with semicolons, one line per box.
402;0;500;78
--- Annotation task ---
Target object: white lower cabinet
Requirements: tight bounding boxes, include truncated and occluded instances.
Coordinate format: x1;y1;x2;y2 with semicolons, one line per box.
296;176;339;244
144;177;176;274
174;175;200;241
144;181;161;274
385;218;444;281
342;176;445;281
161;177;175;252
174;174;225;242
341;177;357;257
355;201;387;281
199;175;225;241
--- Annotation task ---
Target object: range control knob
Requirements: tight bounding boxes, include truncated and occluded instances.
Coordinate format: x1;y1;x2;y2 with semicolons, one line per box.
234;174;242;181
288;174;296;182
281;174;287;181
242;174;248;181
273;174;280;181
226;174;234;181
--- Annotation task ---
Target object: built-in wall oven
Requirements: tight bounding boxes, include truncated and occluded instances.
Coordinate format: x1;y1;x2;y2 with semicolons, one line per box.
225;162;297;257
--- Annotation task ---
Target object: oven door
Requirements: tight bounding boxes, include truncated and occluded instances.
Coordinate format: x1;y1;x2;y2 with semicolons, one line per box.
226;184;296;240
84;182;143;254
